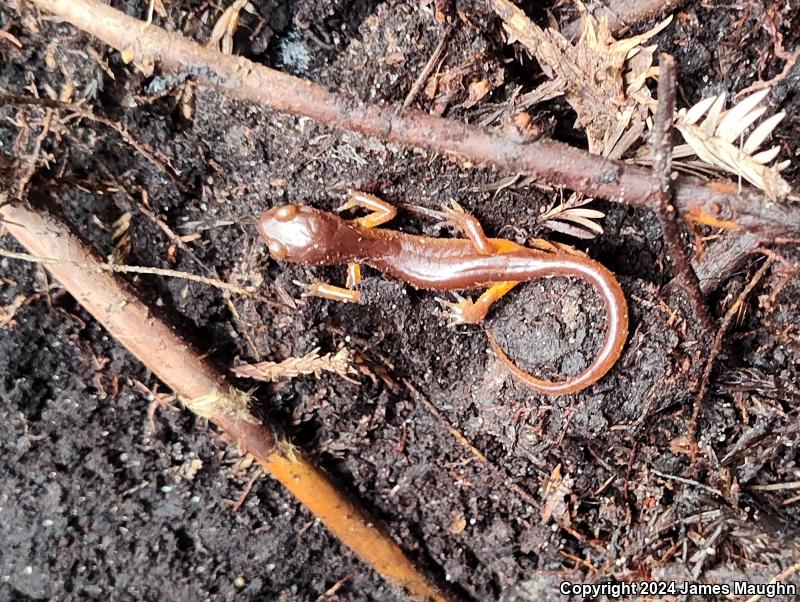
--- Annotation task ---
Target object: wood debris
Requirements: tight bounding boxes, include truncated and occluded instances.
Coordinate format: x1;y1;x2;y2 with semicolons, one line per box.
675;89;793;201
110;211;132;264
539;464;574;527
0;295;27;328
494;0;671;159
232;347;357;383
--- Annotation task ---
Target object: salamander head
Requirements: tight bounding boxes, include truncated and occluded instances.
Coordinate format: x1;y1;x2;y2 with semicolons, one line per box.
258;204;345;264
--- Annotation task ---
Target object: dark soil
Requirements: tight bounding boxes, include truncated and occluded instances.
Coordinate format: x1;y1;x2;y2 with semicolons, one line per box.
2;0;800;600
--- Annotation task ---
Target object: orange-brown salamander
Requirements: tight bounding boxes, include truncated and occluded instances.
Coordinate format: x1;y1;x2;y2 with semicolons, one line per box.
257;191;628;395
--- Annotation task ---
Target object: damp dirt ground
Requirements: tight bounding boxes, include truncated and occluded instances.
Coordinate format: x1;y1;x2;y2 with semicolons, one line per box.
1;0;800;600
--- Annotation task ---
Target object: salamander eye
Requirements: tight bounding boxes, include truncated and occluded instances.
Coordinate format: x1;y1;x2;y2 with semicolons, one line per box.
268;239;289;260
275;205;298;221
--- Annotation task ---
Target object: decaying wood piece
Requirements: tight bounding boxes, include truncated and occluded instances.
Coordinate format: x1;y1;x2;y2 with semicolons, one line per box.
0;186;446;601
494;0;670;158
21;0;800;239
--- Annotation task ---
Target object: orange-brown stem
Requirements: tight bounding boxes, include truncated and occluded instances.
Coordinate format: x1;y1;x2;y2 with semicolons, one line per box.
0;190;445;601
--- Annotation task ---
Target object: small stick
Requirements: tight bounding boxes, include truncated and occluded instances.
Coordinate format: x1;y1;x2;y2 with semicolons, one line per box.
403;379;539;508
228;467;262;512
651;54;713;331
404;379;487;464
650;468;724;498
749;480;800;492
402;24;451;109
688;256;775;450
0;247;263;299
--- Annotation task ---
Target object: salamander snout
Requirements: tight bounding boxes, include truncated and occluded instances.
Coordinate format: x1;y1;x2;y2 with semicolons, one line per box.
257;204;343;264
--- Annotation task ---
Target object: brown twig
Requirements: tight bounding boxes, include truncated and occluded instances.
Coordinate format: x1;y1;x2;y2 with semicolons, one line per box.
404;379;488;464
24;0;800;238
403;379;539;508
688;256;775;451
402;24;451;109
651;54;713;331
227;466;262;512
0;246;264;299
737;50;799;96
0;189;446;601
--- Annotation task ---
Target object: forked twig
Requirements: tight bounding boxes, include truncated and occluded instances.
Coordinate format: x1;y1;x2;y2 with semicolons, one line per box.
651;54;713;331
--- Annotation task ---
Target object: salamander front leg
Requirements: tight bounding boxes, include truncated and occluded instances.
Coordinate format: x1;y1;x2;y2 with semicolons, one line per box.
305;191;391;302
337;190;398;229
305;262;363;304
436;280;519;325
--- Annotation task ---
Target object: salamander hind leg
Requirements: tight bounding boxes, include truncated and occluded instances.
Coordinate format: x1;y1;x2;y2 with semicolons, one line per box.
429;200;496;255
436;280;519;325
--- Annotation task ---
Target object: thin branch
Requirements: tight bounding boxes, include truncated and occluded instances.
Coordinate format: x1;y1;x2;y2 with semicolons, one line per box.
404;379;488;464
403;379;540;509
650;468;724;498
0;188;446;601
749;480;800;492
651;54;713;329
402;24;451;109
688;256;776;451
0;247;265;300
25;0;800;238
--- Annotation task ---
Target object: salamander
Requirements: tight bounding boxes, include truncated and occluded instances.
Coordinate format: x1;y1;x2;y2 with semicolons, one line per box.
257;191;628;395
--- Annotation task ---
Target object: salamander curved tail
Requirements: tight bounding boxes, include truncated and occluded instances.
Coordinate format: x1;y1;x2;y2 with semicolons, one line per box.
485;260;629;395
